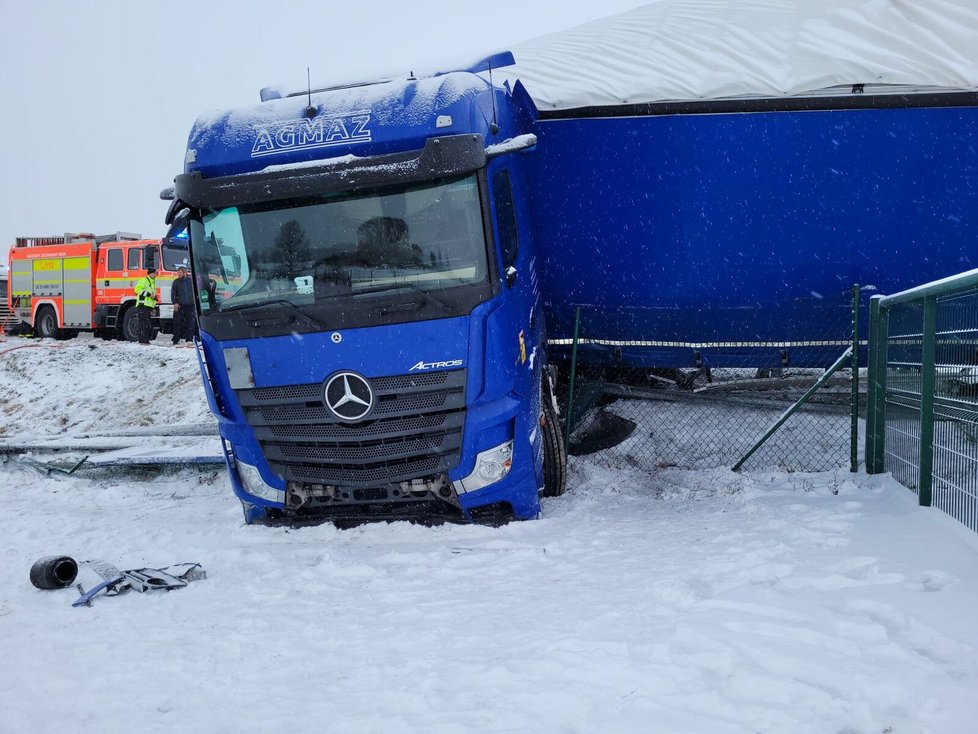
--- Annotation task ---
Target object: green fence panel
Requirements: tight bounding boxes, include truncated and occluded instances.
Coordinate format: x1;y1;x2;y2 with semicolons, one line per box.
865;268;978;532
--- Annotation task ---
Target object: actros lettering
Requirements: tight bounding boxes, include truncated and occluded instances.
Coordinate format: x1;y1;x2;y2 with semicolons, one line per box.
410;359;464;371
252;114;371;157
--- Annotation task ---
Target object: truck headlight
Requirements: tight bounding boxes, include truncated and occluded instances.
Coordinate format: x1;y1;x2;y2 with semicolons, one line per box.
237;460;284;502
457;441;513;494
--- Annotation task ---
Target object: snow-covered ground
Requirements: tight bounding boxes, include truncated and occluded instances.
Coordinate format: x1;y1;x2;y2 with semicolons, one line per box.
2;336;978;733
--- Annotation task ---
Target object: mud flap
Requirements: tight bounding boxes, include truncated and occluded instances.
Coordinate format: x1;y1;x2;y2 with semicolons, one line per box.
569;408;637;456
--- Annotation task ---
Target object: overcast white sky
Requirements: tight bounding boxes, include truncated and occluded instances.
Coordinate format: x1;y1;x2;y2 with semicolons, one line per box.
0;0;647;260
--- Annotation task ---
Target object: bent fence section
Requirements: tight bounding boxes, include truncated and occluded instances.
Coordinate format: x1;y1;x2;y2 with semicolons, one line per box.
559;286;863;477
866;269;978;532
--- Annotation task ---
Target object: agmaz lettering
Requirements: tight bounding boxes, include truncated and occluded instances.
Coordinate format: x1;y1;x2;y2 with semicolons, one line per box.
252;114;371;157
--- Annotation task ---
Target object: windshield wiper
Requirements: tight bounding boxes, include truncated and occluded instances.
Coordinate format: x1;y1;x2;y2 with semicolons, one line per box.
219;299;329;329
355;282;455;314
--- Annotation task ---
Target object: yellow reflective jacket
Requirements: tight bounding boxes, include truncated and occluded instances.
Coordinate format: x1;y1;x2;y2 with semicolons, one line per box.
135;275;157;308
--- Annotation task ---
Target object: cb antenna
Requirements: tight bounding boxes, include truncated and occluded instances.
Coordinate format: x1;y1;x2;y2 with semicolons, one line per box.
305;67;316;118
487;60;499;135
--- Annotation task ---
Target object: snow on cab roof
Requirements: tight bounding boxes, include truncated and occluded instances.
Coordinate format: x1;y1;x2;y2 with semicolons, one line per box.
505;0;978;110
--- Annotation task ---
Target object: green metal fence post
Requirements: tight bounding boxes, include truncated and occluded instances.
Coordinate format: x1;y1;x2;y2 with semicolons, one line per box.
919;295;937;506
564;307;582;449
850;284;860;473
865;295;888;474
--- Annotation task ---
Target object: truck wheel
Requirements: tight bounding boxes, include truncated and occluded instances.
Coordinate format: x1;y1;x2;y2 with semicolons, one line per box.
540;386;567;497
30;555;79;589
35;306;60;339
121;308;140;342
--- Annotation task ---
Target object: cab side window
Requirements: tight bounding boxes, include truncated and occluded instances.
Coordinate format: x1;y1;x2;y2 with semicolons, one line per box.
127;248;141;270
106;249;123;271
492;170;519;270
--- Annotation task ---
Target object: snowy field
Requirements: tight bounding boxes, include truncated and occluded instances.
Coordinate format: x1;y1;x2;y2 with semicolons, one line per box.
2;336;978;734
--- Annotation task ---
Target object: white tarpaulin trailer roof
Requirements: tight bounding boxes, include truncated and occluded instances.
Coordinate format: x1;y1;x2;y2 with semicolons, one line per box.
504;0;978;111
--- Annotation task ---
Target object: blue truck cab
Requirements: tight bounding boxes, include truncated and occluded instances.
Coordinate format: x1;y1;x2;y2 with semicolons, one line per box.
166;54;566;524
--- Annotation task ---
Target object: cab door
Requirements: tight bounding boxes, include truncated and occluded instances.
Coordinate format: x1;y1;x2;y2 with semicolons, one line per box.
487;161;543;394
100;247;129;304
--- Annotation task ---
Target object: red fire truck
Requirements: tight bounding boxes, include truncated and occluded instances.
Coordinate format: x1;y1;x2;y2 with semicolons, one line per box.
7;232;187;341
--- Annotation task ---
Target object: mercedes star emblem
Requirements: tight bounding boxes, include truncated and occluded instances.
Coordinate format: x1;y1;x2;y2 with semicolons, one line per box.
323;371;374;422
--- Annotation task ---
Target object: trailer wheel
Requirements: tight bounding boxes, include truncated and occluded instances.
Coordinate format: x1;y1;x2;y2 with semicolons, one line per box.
121;308;140;342
540;380;568;498
35;306;60;340
29;555;78;589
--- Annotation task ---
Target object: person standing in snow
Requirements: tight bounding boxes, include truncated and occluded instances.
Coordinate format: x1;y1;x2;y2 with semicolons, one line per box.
170;265;195;344
133;266;158;344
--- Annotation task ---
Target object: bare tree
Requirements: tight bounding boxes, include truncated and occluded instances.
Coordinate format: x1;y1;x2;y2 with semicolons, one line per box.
273;220;311;279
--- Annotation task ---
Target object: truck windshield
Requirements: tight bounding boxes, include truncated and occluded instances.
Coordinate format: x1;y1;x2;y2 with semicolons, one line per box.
191;174;489;314
161;231;191;271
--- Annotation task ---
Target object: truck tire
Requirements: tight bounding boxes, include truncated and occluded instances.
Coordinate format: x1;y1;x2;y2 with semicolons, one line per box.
35;306;60;340
30;555;78;589
540;384;568;497
121;308;140;342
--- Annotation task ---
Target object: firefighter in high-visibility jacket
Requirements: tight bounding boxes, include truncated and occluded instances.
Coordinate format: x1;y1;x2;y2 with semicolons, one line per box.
133;266;158;344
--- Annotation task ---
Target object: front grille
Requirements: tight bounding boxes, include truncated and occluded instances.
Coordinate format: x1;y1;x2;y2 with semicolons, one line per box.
236;369;466;487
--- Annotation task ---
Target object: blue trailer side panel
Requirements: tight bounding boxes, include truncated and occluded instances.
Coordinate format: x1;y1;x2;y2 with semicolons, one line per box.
527;105;978;367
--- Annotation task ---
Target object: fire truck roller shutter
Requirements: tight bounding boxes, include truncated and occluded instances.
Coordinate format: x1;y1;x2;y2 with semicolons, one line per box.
32;257;63;297
9;259;32;300
62;255;92;328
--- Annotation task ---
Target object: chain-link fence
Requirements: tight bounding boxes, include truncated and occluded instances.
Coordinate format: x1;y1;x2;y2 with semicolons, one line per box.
556;287;863;475
562;365;859;474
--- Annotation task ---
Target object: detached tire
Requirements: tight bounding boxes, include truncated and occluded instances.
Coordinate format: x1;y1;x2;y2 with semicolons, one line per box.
541;388;568;498
30;556;78;589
